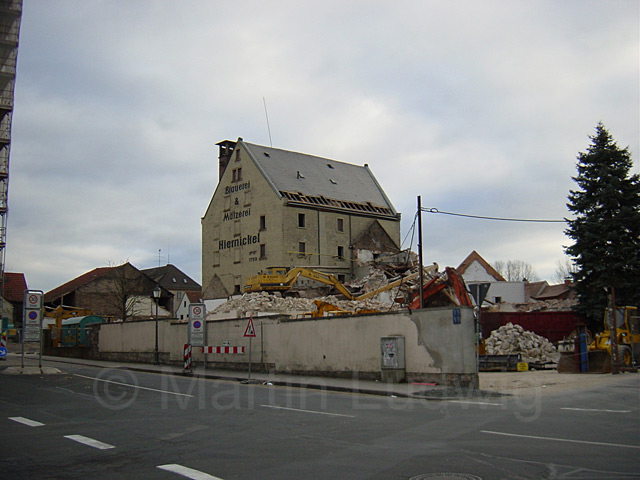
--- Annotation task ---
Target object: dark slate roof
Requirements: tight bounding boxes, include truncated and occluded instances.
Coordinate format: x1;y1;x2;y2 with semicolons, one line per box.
141;264;201;291
4;272;27;303
241;140;398;218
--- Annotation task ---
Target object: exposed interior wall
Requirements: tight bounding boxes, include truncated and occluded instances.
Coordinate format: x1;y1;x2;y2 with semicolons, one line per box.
96;307;477;387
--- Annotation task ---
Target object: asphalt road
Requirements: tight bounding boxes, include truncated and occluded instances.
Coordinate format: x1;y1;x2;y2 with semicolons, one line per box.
1;363;638;480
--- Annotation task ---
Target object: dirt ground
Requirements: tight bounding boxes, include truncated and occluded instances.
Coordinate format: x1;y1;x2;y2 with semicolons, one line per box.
479;369;639;396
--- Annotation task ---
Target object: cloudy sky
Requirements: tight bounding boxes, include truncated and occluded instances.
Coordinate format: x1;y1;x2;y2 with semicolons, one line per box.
8;0;639;292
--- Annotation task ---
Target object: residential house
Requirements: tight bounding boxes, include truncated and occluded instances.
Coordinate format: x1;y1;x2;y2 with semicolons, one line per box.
141;264;201;319
2;272;27;327
44;263;171;321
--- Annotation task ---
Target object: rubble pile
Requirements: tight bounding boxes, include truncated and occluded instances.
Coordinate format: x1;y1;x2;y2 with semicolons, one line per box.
211;292;396;316
485;322;559;363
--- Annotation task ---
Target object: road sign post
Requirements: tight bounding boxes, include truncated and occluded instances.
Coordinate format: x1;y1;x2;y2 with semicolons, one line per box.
188;303;206;373
22;290;44;368
244;316;256;380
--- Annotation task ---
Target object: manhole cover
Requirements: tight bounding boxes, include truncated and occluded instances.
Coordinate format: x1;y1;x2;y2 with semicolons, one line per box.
409;475;482;480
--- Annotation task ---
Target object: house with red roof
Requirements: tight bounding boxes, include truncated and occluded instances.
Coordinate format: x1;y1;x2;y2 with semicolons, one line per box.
3;272;27;326
44;263;171;322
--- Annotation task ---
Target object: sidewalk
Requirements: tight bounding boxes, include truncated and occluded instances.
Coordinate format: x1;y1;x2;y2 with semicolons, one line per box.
2;350;636;399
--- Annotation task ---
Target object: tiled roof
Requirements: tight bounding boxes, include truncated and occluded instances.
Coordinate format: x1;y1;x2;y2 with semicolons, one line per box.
141;264;201;291
4;272;27;302
242;141;398;218
44;267;114;303
457;250;506;281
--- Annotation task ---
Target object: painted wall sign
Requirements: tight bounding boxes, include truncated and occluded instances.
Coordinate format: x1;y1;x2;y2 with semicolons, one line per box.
223;208;251;221
224;181;250;195
218;232;261;251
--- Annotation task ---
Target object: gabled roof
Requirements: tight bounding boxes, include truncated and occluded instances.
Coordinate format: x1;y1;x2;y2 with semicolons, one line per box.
457;250;506;282
141;264;201;291
4;272;27;303
45;267;114;303
241;140;398;219
529;281;573;300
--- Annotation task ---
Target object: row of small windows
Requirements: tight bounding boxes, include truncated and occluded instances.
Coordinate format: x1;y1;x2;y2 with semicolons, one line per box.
297;213;344;231
297;241;344;260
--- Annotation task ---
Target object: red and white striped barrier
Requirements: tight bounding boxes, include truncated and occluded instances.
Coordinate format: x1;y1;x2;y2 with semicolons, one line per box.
202;346;245;354
183;344;192;373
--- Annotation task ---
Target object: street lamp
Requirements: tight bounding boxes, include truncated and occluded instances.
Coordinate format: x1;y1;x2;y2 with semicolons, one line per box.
153;285;161;365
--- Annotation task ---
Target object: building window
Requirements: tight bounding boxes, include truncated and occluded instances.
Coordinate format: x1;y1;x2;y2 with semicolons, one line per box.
234;248;241;264
260;215;266;230
213;252;220;266
234;220;241;236
260;244;266;259
298;242;306;256
337;218;344;232
337;246;344;260
298;213;305;228
232;168;242;182
234;284;241;295
338;274;346;283
235;149;241;162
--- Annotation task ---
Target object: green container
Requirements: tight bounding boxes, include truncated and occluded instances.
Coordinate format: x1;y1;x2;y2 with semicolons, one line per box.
61;315;104;347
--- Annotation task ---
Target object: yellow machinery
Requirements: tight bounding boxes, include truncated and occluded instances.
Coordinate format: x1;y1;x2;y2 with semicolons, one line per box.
244;267;355;299
589;306;639;370
244;264;439;303
45;305;93;347
558;306;639;373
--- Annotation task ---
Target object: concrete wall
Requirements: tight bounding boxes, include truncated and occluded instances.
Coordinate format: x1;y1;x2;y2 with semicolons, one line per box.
96;306;477;387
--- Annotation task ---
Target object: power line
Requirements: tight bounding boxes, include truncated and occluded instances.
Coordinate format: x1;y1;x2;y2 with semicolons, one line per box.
421;207;566;223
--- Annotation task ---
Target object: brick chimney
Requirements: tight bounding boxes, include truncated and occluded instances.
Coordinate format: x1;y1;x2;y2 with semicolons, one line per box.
216;140;237;182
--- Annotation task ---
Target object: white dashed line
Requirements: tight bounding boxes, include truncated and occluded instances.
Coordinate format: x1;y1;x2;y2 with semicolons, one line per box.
481;430;640;449
448;400;503;406
561;407;631;413
157;464;225;480
9;416;44;427
74;373;195;397
260;404;355;417
64;434;115;450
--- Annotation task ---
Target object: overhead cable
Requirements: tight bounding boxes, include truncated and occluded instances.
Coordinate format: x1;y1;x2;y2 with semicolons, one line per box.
421;207;566;223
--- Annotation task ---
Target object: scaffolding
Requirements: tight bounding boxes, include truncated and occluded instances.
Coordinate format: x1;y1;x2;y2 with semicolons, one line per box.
0;0;22;317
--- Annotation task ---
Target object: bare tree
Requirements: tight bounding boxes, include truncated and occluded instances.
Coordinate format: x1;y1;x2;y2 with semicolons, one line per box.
102;263;148;321
492;259;538;282
553;258;577;284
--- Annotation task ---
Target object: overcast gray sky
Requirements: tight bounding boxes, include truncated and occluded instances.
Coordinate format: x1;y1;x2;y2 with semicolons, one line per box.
8;0;639;292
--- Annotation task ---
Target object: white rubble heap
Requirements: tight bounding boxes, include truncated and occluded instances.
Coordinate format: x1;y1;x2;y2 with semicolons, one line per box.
485;322;560;363
210;291;398;316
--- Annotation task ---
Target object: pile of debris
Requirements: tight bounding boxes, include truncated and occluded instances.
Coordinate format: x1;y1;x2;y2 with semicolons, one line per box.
210;292;396;316
485;322;559;363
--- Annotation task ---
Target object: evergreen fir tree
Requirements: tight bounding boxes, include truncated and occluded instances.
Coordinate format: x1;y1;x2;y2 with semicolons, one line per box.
565;123;640;331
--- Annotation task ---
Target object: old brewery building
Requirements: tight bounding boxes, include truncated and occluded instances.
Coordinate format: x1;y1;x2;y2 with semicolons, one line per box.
202;138;401;298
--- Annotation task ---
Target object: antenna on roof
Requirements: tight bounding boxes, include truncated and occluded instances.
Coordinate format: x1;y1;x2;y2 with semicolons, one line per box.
263;97;273;147
158;249;161;267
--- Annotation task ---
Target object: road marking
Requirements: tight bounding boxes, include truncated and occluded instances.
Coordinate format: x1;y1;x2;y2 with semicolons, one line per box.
449;400;503;406
157;464;224;480
9;416;44;427
64;434;115;450
260;404;354;418
561;407;631;413
74;373;195;398
481;430;640;450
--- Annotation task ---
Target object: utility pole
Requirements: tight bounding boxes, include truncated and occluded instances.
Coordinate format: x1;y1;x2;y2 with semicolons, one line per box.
417;196;424;309
610;287;619;374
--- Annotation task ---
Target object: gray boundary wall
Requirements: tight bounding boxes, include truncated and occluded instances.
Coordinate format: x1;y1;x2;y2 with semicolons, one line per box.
96;306;477;387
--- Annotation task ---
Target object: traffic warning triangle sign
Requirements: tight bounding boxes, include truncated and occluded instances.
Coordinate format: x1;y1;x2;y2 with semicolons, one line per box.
244;316;256;337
